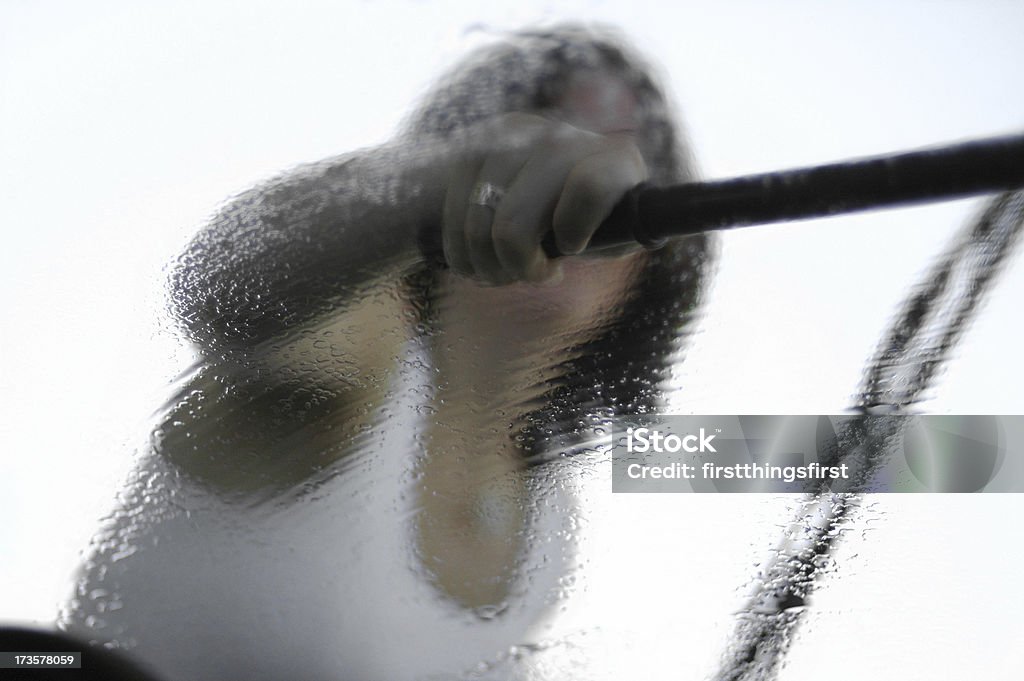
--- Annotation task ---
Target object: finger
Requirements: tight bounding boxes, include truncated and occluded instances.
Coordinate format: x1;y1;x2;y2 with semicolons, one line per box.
463;205;515;284
491;143;598;282
443;156;483;276
464;156;526;283
552;141;648;255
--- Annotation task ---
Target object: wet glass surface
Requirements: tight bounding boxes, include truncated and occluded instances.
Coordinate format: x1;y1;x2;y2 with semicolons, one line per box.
3;3;1024;680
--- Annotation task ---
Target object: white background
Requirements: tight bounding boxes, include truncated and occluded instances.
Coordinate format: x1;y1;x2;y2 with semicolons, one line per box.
3;1;1023;678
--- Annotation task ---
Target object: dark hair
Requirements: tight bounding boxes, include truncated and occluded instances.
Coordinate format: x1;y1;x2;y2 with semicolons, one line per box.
406;24;691;186
404;25;715;458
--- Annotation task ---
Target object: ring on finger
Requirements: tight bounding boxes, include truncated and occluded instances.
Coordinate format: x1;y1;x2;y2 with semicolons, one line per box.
469;181;506;211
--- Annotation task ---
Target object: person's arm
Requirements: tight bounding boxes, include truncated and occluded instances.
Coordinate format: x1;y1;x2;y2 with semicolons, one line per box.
169;113;647;349
168;140;445;350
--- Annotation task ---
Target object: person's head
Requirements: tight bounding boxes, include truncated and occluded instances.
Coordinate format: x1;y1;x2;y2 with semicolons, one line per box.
405;24;695;186
404;25;715;448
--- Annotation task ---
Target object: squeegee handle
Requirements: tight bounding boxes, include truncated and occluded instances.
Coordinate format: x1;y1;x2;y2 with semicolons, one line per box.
543;131;1024;256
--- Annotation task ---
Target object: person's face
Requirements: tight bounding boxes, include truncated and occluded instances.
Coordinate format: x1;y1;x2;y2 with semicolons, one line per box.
554;68;642;136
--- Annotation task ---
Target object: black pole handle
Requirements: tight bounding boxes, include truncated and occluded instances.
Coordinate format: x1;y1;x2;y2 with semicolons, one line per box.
540;131;1024;257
